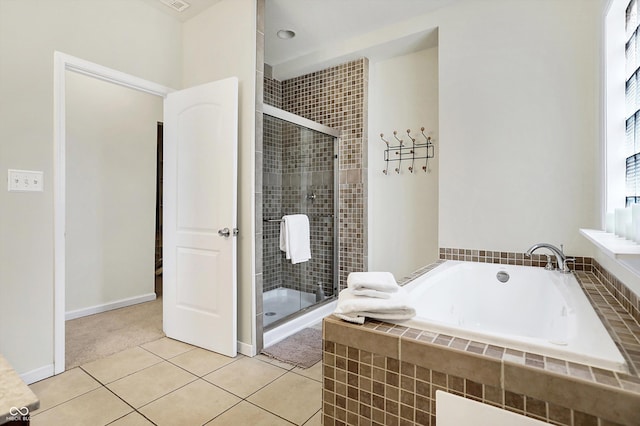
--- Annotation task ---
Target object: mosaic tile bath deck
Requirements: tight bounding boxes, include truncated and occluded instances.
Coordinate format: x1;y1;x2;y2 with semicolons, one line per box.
322;250;640;425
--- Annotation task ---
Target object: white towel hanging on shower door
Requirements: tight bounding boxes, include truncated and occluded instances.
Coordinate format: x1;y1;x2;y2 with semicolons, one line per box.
279;214;311;264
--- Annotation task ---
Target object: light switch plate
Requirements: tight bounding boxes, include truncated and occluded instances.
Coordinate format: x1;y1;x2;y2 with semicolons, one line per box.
8;169;44;192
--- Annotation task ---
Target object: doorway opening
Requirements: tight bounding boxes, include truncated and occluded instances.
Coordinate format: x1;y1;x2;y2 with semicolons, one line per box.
63;71;165;369
54;52;241;377
54;52;173;375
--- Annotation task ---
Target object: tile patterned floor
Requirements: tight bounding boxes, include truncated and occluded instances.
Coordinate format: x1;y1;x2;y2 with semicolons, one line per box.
28;337;323;425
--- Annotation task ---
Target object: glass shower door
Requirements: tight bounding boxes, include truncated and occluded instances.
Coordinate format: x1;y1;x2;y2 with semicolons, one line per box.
262;111;337;329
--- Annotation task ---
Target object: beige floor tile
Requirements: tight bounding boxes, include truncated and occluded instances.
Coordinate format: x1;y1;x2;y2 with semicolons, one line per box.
248;372;322;425
107;361;196;408
139;379;240;426
205;401;292;425
293;361;322;382
309;321;323;331
109;411;155;425
29;368;101;414
81;346;163;384
203;356;286;398
303;410;322;426
30;387;132;426
170;347;239;377
255;354;295;370
141;337;195;359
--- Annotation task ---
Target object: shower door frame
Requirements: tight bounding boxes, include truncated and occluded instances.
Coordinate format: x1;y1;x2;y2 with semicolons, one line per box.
262;104;340;329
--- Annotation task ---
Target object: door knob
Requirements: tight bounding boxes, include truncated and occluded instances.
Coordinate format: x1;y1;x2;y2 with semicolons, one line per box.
218;227;231;237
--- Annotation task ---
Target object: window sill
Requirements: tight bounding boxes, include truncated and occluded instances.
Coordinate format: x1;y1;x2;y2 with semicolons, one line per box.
580;228;640;276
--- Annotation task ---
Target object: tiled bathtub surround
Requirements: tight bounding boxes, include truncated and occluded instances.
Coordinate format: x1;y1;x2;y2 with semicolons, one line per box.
322;251;640;425
323;316;640;426
592;262;640;325
438;247;592;272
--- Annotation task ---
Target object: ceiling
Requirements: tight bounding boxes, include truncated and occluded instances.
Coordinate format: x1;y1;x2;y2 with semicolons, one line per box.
139;0;460;77
264;0;458;67
137;0;223;22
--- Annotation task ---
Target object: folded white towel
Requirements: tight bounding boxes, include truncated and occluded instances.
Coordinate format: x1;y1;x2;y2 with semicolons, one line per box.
279;214;311;264
333;287;416;325
350;288;392;299
347;272;399;293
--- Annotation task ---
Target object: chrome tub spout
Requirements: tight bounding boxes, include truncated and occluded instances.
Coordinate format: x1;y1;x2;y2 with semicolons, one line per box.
524;243;574;273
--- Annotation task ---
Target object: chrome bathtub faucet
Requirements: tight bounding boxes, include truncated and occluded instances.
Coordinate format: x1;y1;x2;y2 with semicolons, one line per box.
524;243;575;274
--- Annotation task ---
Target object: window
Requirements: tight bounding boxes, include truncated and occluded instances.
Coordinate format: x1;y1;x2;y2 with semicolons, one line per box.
626;0;640;205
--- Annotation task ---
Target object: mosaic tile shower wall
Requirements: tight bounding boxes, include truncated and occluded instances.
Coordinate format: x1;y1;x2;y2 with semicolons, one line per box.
263;58;369;292
264;59;368;290
264;76;282;109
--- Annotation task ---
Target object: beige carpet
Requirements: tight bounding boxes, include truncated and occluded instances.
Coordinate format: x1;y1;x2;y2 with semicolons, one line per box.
261;328;322;369
66;297;164;369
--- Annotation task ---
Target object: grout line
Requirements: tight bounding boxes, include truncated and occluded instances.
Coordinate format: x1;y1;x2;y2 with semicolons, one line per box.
200;399;245;425
27;377;103;417
40;335;324;425
241;400;298;425
79;357;165;387
301;407;322;425
98;380;157;425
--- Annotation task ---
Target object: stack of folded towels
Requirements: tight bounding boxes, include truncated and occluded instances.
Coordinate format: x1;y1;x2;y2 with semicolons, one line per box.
333;272;416;324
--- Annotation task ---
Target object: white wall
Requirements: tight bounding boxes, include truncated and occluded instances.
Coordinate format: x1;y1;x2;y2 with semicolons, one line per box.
284;0;600;261
368;47;439;279
182;0;257;349
366;0;601;283
65;72;161;313
437;0;600;256
0;0;182;377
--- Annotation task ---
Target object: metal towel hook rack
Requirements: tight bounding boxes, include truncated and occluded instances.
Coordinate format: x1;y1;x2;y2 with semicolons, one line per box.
381;127;435;175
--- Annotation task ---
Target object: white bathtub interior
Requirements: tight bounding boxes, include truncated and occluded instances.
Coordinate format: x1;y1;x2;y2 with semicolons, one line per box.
399;261;628;373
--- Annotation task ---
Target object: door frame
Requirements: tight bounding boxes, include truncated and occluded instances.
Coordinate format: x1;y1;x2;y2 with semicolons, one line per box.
53;51;173;374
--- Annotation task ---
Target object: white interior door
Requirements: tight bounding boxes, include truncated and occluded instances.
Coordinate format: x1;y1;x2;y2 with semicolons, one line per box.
163;77;238;357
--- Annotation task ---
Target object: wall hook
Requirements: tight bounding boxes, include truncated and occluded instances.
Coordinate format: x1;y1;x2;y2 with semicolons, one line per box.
407;129;416;173
421;127;433;173
406;129;415;144
393;130;404;146
381;133;390;174
393;131;403;172
380;133;390;147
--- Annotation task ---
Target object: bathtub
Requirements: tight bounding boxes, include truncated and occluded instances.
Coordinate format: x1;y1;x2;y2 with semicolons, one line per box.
396;261;628;373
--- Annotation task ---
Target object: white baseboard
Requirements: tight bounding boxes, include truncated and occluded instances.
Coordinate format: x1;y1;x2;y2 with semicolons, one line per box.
20;364;55;385
237;340;256;357
65;293;157;321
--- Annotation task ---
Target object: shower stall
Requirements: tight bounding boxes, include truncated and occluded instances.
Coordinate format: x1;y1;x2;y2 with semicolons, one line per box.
262;104;339;330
